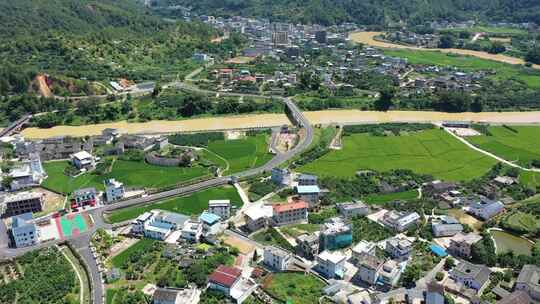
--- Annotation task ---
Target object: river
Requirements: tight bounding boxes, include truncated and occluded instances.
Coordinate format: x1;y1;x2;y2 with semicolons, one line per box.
348;31;540;69
20;109;540;139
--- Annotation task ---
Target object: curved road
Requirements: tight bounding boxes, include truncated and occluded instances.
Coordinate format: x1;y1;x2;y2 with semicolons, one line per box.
0;82;313;304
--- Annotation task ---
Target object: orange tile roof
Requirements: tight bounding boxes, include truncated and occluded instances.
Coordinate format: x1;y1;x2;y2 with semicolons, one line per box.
272;201;308;213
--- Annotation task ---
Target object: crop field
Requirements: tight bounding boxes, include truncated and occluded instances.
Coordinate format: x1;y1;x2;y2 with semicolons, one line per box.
263;272;325;304
42;159;209;195
502;211;540;235
105;186;241;223
207;134;272;174
300;129;496;181
111;238;157;269
442;26;528;36
466;126;540;167
383;49;540;88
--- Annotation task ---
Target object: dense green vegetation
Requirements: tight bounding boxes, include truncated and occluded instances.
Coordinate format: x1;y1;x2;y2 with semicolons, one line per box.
467;126;540;168
162;0;540;26
263;272;325;304
363;189;419;205
0;247;79;304
105;186;241;223
300;128;496;181
351;216;393;243
252;227;295;251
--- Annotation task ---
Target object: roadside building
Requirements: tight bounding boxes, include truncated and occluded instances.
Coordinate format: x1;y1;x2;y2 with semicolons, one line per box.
263;246;292;271
104;178;125;203
271;200;308;226
336;201;369;218
319;217;353;251
450;261;491;293
315;250;347;279
70;150;95;170
181;219;203;243
208;200;231;219
71;187;99;209
208;265;242;296
10;212;38;248
271;168;291;186
144;210;189;241
131;211;154;234
0;191;44;217
297;174;318;186
515;265;540;301
385;236;413;261
356;253;383;285
295;232;319;260
199;211;222;236
448;232;482;258
381;210;420;232
295;185;320;209
467;198;505;220
243;205;272;232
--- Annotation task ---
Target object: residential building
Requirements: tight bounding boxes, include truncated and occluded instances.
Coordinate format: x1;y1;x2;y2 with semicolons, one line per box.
378;260;401;287
132;211;154;234
448;233;482;258
496;291;532;304
71;187;98;209
181;219;203;243
450;261;491;293
271;200;308;226
336;201;369;218
423;180;457;196
515;265;540;301
295;233;319;260
208;200;231;219
297;174;318;186
144;211;189;241
199;212;222;236
467;198;505;220
426;282;445;304
104;178;125;203
271;168;291;186
381;210;420;232
10;213;38;248
0;191;44;217
315;30;328;44
243;205;272;232
263;246;292;271
356;253;383;285
208;265;242;296
432;216;463;237
351;240;376;265
296;185;320;209
385;236;413;261
70;150;95;170
152;286;200;304
315;250;347;279
319;217;352;251
2;153;47;191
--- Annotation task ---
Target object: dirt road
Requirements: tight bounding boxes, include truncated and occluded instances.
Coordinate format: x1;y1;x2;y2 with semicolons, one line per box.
348;31;540;69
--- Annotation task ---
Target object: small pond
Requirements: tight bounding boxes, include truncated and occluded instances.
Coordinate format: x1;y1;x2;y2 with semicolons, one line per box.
490;229;533;256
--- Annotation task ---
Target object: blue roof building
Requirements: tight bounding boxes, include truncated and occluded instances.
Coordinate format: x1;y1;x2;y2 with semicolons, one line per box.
430;244;448;257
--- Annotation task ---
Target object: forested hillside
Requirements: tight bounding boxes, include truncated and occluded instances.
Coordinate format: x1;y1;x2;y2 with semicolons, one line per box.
162;0;540;26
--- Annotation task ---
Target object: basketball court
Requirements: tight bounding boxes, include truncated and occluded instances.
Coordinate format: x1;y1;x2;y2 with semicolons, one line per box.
54;213;91;238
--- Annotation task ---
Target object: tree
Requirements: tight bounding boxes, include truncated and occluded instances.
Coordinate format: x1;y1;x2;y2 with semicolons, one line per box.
525;46;540;65
444;257;455;270
1;176;12;190
489;42;506;54
438;34;455;49
252;250;258;262
374;87;394;111
435;272;444;281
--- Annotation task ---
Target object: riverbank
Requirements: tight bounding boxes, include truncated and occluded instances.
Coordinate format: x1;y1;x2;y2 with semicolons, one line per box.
348;31;540;69
20;109;540;139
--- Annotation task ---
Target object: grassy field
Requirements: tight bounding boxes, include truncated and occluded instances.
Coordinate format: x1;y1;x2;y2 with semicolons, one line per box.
111;238;156;269
280;223;320;238
105;186;241;223
263;272;326;304
442;26;528;36
207;134;272;174
300;129;496;181
466;126;540;167
502;211;540;234
383;49;540;88
42;159;210;195
363;189;418;205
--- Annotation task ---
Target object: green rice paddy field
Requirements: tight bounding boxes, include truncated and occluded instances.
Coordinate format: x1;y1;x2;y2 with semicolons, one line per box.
207;134;272;174
466;126;540;167
300;128;497;181
105;186;242;223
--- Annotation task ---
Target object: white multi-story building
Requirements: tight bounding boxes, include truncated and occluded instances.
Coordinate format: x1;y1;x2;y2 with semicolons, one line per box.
356;253;383;285
263;246;292;271
336;201;369;218
104;178;125;203
315;250;346;279
208;200;231;219
385;236;413;261
181;219;203;243
296;185;320;209
70;150;95;170
11;213;38;248
381;210;420;232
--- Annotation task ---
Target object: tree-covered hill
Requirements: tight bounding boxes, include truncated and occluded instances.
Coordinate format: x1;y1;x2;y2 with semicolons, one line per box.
161;0;540;26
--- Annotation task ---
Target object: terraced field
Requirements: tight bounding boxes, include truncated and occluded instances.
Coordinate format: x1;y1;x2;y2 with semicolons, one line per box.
466;126;540;167
300;128;497;181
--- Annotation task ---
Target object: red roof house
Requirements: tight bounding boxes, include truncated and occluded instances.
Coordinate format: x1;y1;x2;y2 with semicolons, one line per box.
208;265;242;294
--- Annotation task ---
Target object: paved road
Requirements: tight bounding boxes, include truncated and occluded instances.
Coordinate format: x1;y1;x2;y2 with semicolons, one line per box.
0;86;313;304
